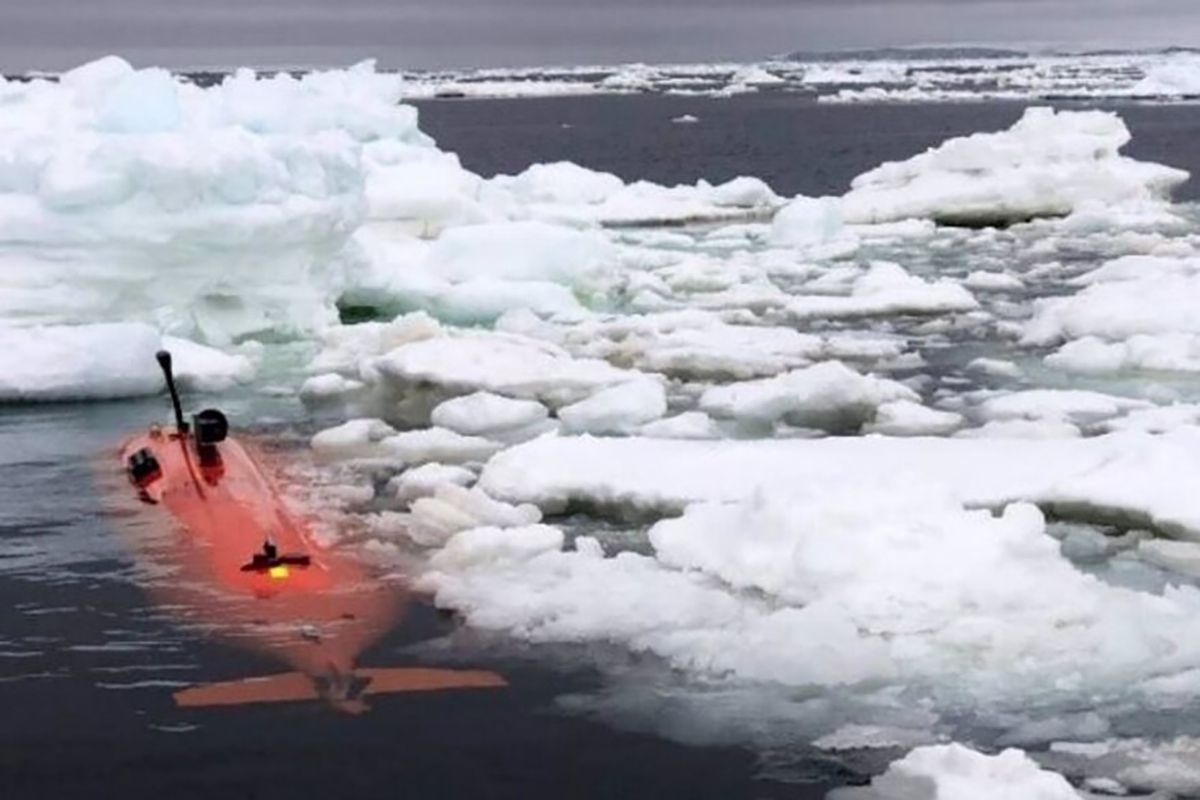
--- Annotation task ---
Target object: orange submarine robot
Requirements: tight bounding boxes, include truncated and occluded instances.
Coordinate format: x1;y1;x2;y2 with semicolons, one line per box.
118;350;505;713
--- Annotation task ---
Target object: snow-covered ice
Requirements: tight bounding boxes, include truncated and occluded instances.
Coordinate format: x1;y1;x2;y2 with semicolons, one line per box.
841;108;1187;227
0;323;254;401
558;378;668;435
477;432;1200;538
698;361;917;432
831;744;1079;800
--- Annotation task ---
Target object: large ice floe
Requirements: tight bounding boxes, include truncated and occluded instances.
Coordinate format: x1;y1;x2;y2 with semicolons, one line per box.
0;323;255;401
840;107;1188;227
0;57;390;343
17;53;1200;797
1027;254;1200;376
0;57;781;400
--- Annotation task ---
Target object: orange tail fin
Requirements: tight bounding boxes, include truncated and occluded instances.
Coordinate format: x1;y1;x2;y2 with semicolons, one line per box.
357;667;508;694
173;668;507;711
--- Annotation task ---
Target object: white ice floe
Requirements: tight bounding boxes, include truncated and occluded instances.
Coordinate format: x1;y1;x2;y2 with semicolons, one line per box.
430;392;549;437
560;310;827;380
814;725;937;753
347;221;611;325
977;389;1150;427
303;313;640;422
381;427;504;466
954;419;1083;440
311;418;503;468
390;484;543;547
428;524;564;570
301;52;1200;104
491;162;782;227
786;262;979;320
639;411;724;440
161;335;256;392
1047;737;1200;796
1047;334;1200;374
1027;254;1200;375
1130;54;1200;98
373;328;637;408
1102;403;1200;434
864;400;964;436
299;373;368;403
306;311;443;378
699;361;918;432
1026;256;1200;345
802;62;909;87
830;744;1079;800
966;358;1022;379
558;378;668;434
425;469;1200;717
477;431;1200;538
840;107;1188;227
0;57;800;350
1044;735;1200;796
962;270;1024;292
387;463;477;505
0;323;254;401
422;220;615;293
769;196;848;248
310;418;397;461
0;58;419;342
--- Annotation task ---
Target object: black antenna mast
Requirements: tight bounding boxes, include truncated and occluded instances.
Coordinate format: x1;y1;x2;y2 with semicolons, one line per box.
156;350;188;435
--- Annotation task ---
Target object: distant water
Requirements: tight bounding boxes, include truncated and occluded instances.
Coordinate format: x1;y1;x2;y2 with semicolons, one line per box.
415;94;1200;201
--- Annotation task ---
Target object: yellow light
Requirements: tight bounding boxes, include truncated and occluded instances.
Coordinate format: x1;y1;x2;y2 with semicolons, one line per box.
268;565;290;580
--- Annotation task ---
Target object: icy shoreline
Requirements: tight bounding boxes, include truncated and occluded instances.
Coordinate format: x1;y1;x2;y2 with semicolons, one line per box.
16;48;1200;105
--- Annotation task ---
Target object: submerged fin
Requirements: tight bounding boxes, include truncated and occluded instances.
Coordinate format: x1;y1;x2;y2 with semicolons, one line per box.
173;668;507;710
357;667;508;695
175;672;318;708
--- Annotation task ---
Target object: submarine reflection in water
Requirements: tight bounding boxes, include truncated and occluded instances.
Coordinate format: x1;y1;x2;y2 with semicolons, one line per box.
114;351;505;713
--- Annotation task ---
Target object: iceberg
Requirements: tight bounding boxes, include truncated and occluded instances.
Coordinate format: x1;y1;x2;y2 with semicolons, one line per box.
0;58;429;343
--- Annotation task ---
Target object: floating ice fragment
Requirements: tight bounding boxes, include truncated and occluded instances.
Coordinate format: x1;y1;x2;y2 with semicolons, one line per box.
865;400;964;436
431;392;549;437
841;107;1187;227
787;262;978;320
381;427;503;466
387;463;477;505
558;378;668;435
829;744;1080;800
699;361;917;432
310;418;397;461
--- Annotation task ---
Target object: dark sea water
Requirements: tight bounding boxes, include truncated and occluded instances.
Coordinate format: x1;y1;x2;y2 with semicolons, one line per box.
5;94;1200;800
414;94;1200;201
1;400;818;800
